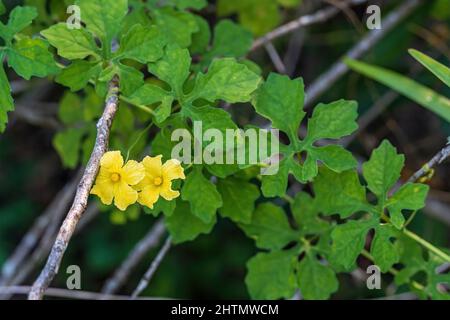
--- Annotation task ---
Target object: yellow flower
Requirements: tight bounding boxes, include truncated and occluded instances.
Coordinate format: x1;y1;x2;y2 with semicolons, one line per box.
135;155;186;209
91;151;145;211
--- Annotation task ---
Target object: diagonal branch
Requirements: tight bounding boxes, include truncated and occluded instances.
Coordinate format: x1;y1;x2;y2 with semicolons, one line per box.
407;143;450;184
251;0;368;50
0;170;82;288
131;236;172;299
101;218;166;295
305;0;422;107
28;77;120;300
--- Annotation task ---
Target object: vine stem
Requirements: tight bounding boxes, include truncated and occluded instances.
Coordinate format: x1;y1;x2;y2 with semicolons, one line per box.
28;77;120;300
402;229;450;263
361;250;425;291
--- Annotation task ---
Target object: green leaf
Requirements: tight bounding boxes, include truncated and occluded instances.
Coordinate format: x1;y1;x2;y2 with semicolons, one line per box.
362;140;404;203
409;49;450;87
386;183;429;229
153;7;199;48
170;0;207;10
191;58;261;104
41;23;100;60
260;158;290;198
75;0;128;51
309;145;358;173
116;63;144;96
165;200;216;244
330;219;374;271
186;105;237;134
278;0;302;7
217;0;281;36
245;250;297;299
208;19;253;59
297;254;338;300
53;128;85;169
370;225;399;272
1;6;37;42
291;192;329;235
56;61;102;92
190;15;211;54
116;24;167;64
181;167;222;223
346;58;450;123
253;73;305;140
127;83;174;124
314;167;368;218
7;38;59;80
58;92;84;125
239;203;297;250
306;99;358;141
148;46;191;97
144;197;176;217
217;177;260;224
0;2;5;15
0;58;14;132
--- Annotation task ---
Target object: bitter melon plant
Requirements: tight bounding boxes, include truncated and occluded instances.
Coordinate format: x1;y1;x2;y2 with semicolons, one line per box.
0;0;449;300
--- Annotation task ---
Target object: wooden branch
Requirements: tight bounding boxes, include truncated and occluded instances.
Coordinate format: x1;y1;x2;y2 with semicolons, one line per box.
251;0;368;50
407;143;450;183
305;0;422;107
0;170;81;287
264;42;287;74
1;286;170;300
101;219;166;295
28;77;120;300
131;236;172;299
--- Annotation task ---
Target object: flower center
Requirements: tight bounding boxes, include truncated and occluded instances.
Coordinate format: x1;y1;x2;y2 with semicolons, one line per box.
153;177;163;186
110;173;121;183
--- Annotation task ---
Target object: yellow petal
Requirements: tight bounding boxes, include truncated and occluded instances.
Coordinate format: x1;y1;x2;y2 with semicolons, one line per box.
101;151;124;172
121;160;145;186
142;155;163;179
137;184;161;209
91;179;114;206
160;181;180;201
113;181;138;211
162;159;185;181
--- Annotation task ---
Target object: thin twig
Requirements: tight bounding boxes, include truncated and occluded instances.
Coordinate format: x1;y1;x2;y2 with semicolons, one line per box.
101;219;166;295
0;170;82;288
13;103;61;130
131;236;172;299
28;77;120;300
305;0;422;107
264;42;287;74
251;0;368;50
0;286;171;300
407;143;450;183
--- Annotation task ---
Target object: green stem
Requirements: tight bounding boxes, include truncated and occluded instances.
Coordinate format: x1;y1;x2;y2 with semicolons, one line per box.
361;250;425;291
125;122;153;162
403;229;450;263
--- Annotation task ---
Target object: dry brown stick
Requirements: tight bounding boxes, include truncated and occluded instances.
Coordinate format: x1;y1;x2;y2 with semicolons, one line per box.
305;0;422;107
28;77;120;300
407;143;450;184
101;218;166;295
251;0;368;50
131;236;172;299
0;170;82;288
0;286;170;300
